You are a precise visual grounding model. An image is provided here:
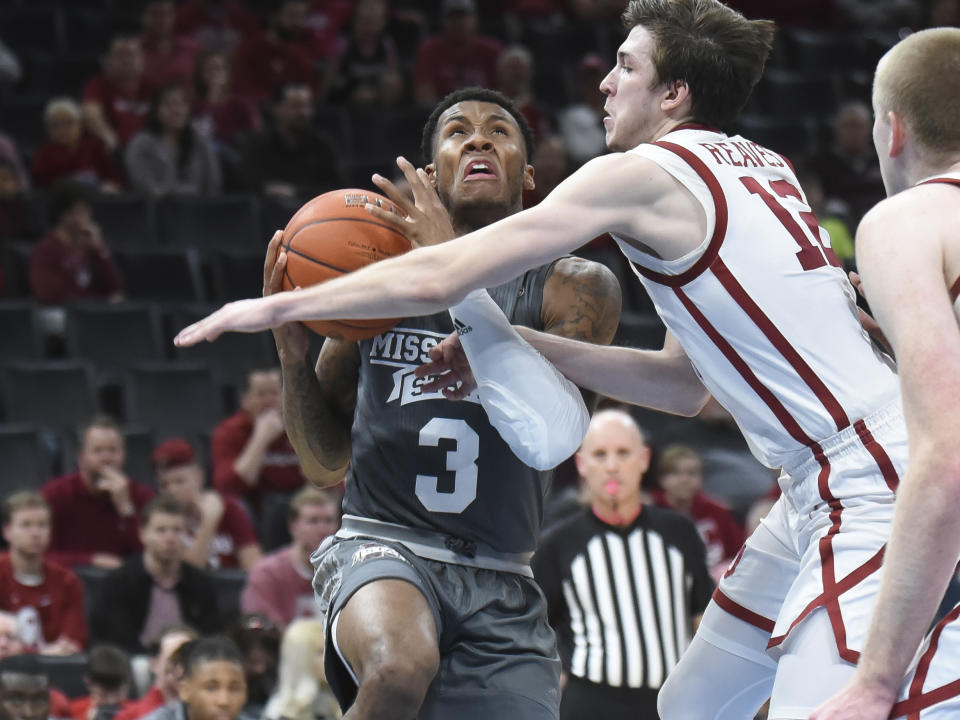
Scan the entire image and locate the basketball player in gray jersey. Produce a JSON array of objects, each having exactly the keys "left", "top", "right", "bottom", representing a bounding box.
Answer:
[{"left": 262, "top": 88, "right": 621, "bottom": 720}]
